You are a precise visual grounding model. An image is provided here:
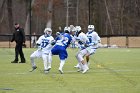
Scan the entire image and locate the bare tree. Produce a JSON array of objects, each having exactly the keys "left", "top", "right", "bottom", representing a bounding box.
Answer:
[
  {"left": 7, "top": 0, "right": 14, "bottom": 33},
  {"left": 0, "top": 0, "right": 6, "bottom": 32},
  {"left": 24, "top": 0, "right": 35, "bottom": 35}
]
